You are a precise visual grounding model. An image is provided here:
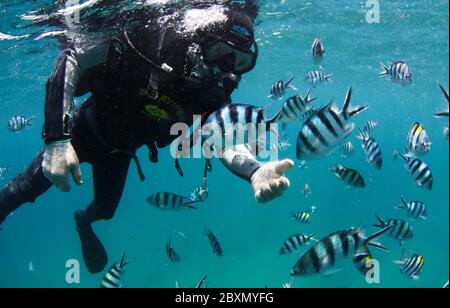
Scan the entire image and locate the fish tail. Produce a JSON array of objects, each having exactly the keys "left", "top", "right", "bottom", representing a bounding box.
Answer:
[
  {"left": 356, "top": 127, "right": 367, "bottom": 141},
  {"left": 329, "top": 164, "right": 338, "bottom": 173},
  {"left": 324, "top": 74, "right": 333, "bottom": 81},
  {"left": 305, "top": 88, "right": 317, "bottom": 104},
  {"left": 285, "top": 75, "right": 295, "bottom": 87},
  {"left": 342, "top": 87, "right": 368, "bottom": 119},
  {"left": 364, "top": 225, "right": 392, "bottom": 252},
  {"left": 119, "top": 252, "right": 130, "bottom": 268},
  {"left": 307, "top": 232, "right": 318, "bottom": 242},
  {"left": 379, "top": 62, "right": 389, "bottom": 76},
  {"left": 439, "top": 84, "right": 449, "bottom": 103},
  {"left": 373, "top": 214, "right": 386, "bottom": 228},
  {"left": 25, "top": 116, "right": 35, "bottom": 124}
]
